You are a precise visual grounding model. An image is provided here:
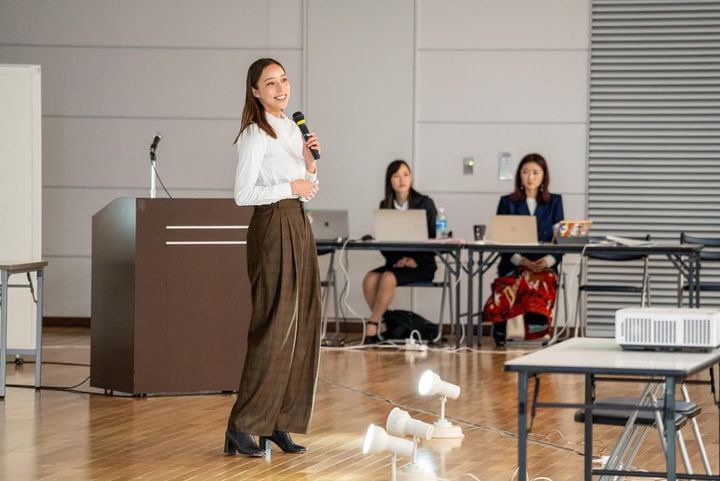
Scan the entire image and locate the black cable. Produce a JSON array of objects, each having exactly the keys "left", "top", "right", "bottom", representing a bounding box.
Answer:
[
  {"left": 7, "top": 360, "right": 90, "bottom": 367},
  {"left": 6, "top": 375, "right": 90, "bottom": 391},
  {"left": 152, "top": 162, "right": 173, "bottom": 199}
]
